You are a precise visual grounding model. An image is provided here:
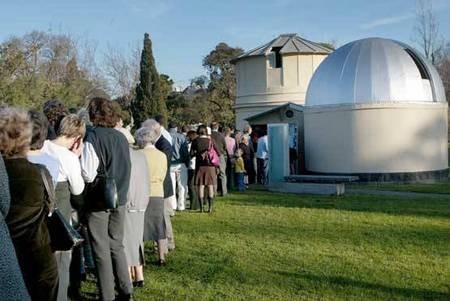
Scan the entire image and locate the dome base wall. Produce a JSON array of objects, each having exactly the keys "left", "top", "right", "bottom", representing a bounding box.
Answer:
[{"left": 304, "top": 103, "right": 448, "bottom": 176}]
